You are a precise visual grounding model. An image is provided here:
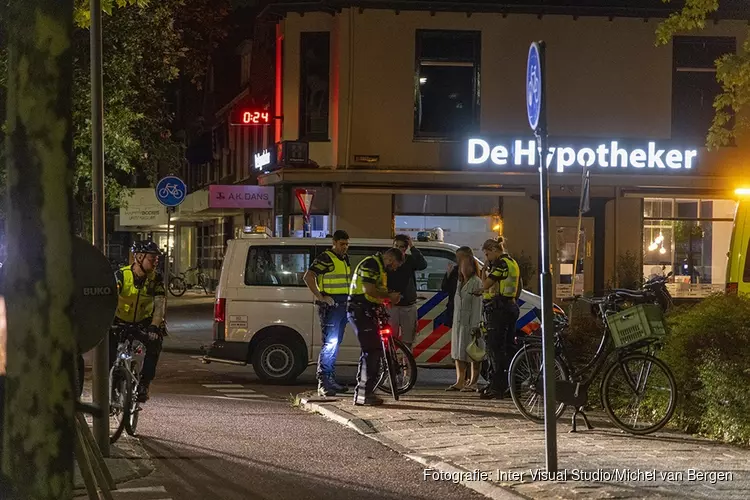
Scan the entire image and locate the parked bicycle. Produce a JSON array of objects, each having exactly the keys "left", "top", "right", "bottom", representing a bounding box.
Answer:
[
  {"left": 108, "top": 325, "right": 147, "bottom": 443},
  {"left": 168, "top": 266, "right": 210, "bottom": 297},
  {"left": 374, "top": 305, "right": 417, "bottom": 399},
  {"left": 508, "top": 274, "right": 677, "bottom": 435}
]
